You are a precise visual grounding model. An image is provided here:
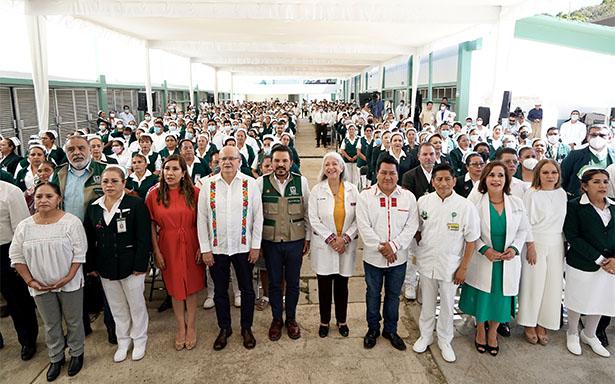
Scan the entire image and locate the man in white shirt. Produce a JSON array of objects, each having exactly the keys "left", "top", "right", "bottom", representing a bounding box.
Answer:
[
  {"left": 257, "top": 144, "right": 310, "bottom": 342},
  {"left": 559, "top": 110, "right": 587, "bottom": 149},
  {"left": 0, "top": 180, "right": 39, "bottom": 360},
  {"left": 312, "top": 107, "right": 329, "bottom": 148},
  {"left": 198, "top": 146, "right": 263, "bottom": 351},
  {"left": 118, "top": 105, "right": 136, "bottom": 126},
  {"left": 412, "top": 164, "right": 480, "bottom": 363},
  {"left": 357, "top": 154, "right": 419, "bottom": 351},
  {"left": 395, "top": 100, "right": 410, "bottom": 120}
]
